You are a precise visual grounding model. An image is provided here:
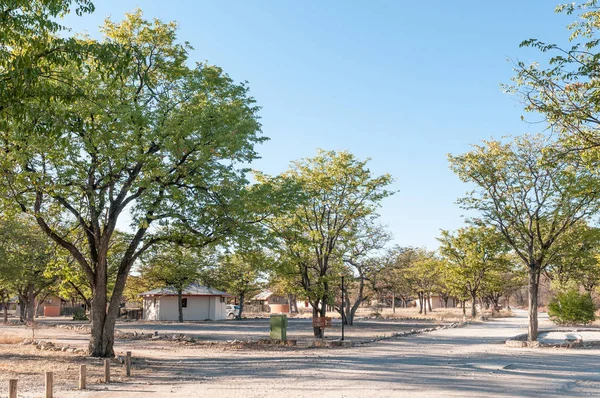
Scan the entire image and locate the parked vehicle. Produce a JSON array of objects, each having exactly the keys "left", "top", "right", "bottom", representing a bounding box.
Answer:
[{"left": 226, "top": 304, "right": 240, "bottom": 319}]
